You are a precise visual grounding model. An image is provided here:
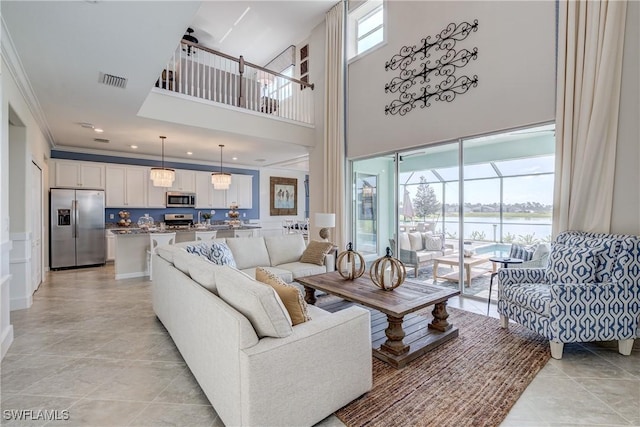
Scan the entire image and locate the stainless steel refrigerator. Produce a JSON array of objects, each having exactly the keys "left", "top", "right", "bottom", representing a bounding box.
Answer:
[{"left": 50, "top": 188, "right": 106, "bottom": 269}]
